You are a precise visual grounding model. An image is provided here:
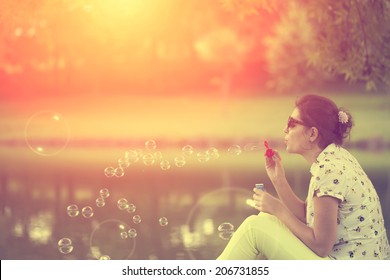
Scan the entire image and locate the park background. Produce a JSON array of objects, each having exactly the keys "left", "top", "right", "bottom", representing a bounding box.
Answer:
[{"left": 0, "top": 0, "right": 389, "bottom": 260}]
